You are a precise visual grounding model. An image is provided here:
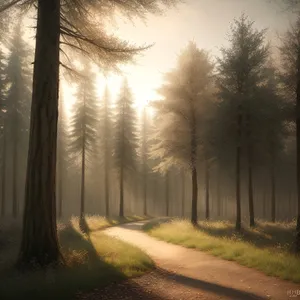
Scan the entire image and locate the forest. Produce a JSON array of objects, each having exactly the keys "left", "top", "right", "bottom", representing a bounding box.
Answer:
[{"left": 0, "top": 0, "right": 300, "bottom": 299}]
